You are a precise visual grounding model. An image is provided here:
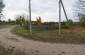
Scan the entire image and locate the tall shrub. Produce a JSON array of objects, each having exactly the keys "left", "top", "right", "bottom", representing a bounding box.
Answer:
[
  {"left": 36, "top": 17, "right": 42, "bottom": 28},
  {"left": 80, "top": 16, "right": 85, "bottom": 27},
  {"left": 24, "top": 20, "right": 29, "bottom": 29},
  {"left": 66, "top": 19, "right": 73, "bottom": 28}
]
